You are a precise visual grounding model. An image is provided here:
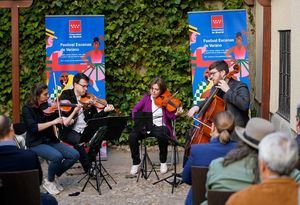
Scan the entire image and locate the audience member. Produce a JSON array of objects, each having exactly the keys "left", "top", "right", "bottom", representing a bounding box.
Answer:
[
  {"left": 183, "top": 111, "right": 237, "bottom": 205},
  {"left": 226, "top": 132, "right": 299, "bottom": 205},
  {"left": 201, "top": 117, "right": 275, "bottom": 205},
  {"left": 0, "top": 115, "right": 57, "bottom": 205}
]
